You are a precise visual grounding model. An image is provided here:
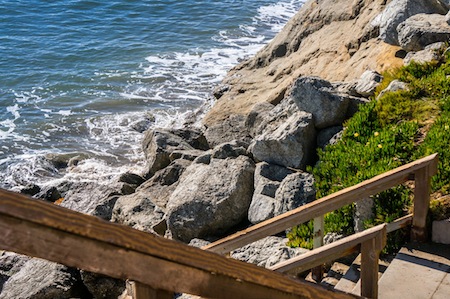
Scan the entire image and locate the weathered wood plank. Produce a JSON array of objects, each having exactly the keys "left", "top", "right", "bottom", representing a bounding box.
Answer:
[
  {"left": 0, "top": 192, "right": 358, "bottom": 299},
  {"left": 127, "top": 281, "right": 173, "bottom": 299},
  {"left": 411, "top": 167, "right": 432, "bottom": 242},
  {"left": 269, "top": 224, "right": 387, "bottom": 276},
  {"left": 203, "top": 154, "right": 438, "bottom": 254},
  {"left": 360, "top": 228, "right": 385, "bottom": 299},
  {"left": 386, "top": 214, "right": 413, "bottom": 233},
  {"left": 312, "top": 216, "right": 325, "bottom": 282}
]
